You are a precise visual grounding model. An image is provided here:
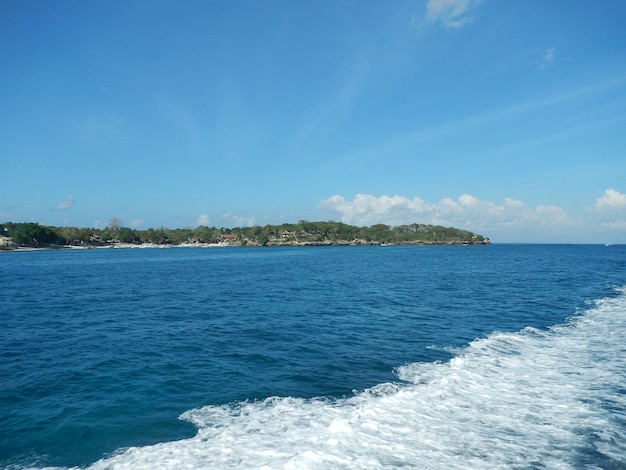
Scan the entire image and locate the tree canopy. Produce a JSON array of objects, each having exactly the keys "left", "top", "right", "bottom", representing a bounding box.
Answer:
[{"left": 0, "top": 220, "right": 490, "bottom": 249}]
